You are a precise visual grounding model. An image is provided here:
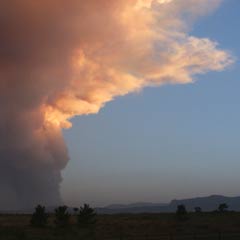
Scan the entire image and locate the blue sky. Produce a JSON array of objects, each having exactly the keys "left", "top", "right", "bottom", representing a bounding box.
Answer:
[{"left": 62, "top": 0, "right": 240, "bottom": 207}]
